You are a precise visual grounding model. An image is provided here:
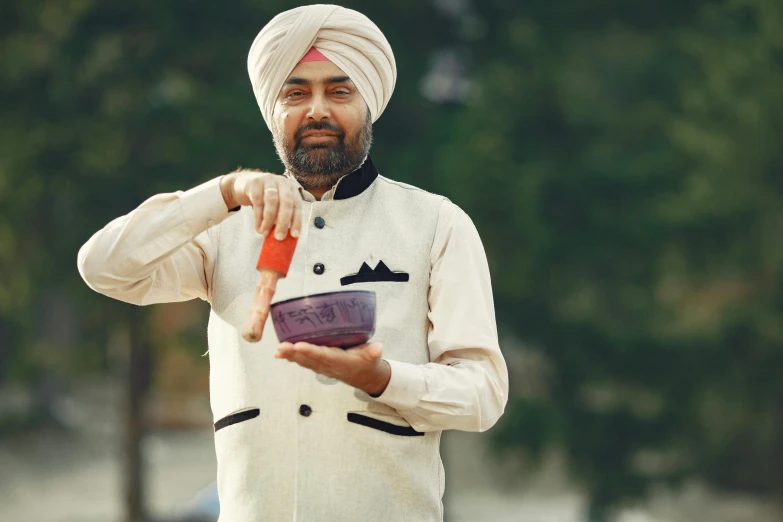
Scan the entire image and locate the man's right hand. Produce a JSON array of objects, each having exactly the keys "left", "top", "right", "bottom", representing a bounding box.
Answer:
[{"left": 220, "top": 170, "right": 303, "bottom": 240}]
